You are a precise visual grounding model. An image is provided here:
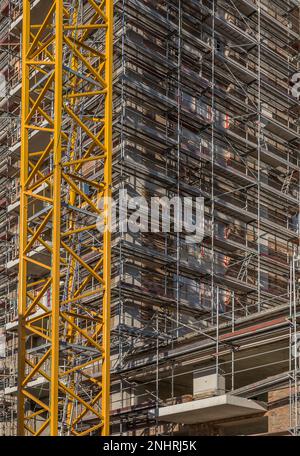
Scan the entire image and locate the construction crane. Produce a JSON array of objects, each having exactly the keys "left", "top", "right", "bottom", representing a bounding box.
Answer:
[{"left": 17, "top": 0, "right": 113, "bottom": 436}]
